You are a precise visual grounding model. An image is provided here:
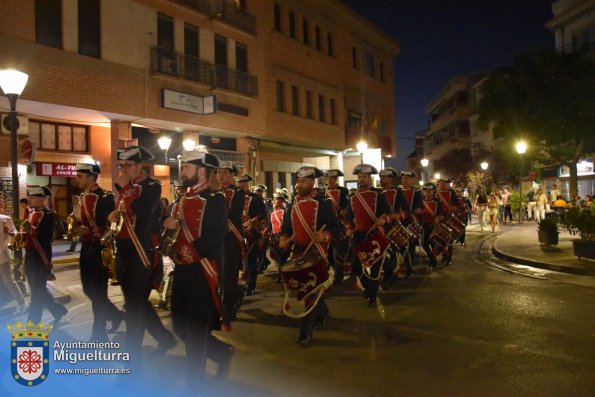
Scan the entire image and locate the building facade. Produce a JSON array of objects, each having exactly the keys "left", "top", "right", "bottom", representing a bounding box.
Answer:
[
  {"left": 0, "top": 0, "right": 399, "bottom": 217},
  {"left": 546, "top": 0, "right": 595, "bottom": 54}
]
